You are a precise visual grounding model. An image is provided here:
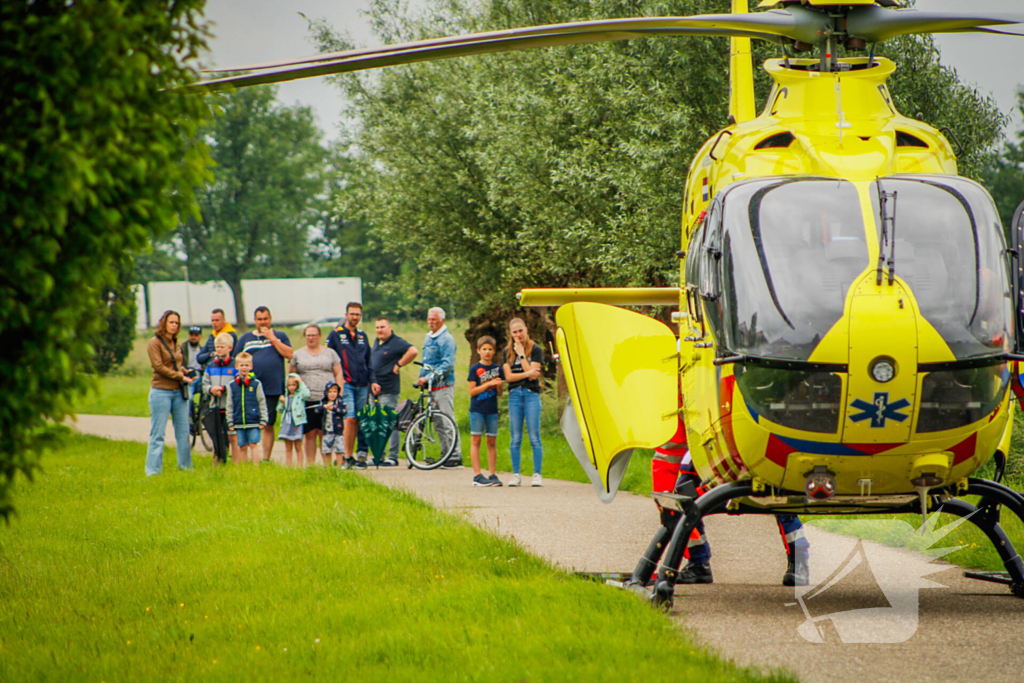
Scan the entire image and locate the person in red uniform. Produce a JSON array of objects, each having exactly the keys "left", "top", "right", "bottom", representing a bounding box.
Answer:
[{"left": 652, "top": 415, "right": 810, "bottom": 586}]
